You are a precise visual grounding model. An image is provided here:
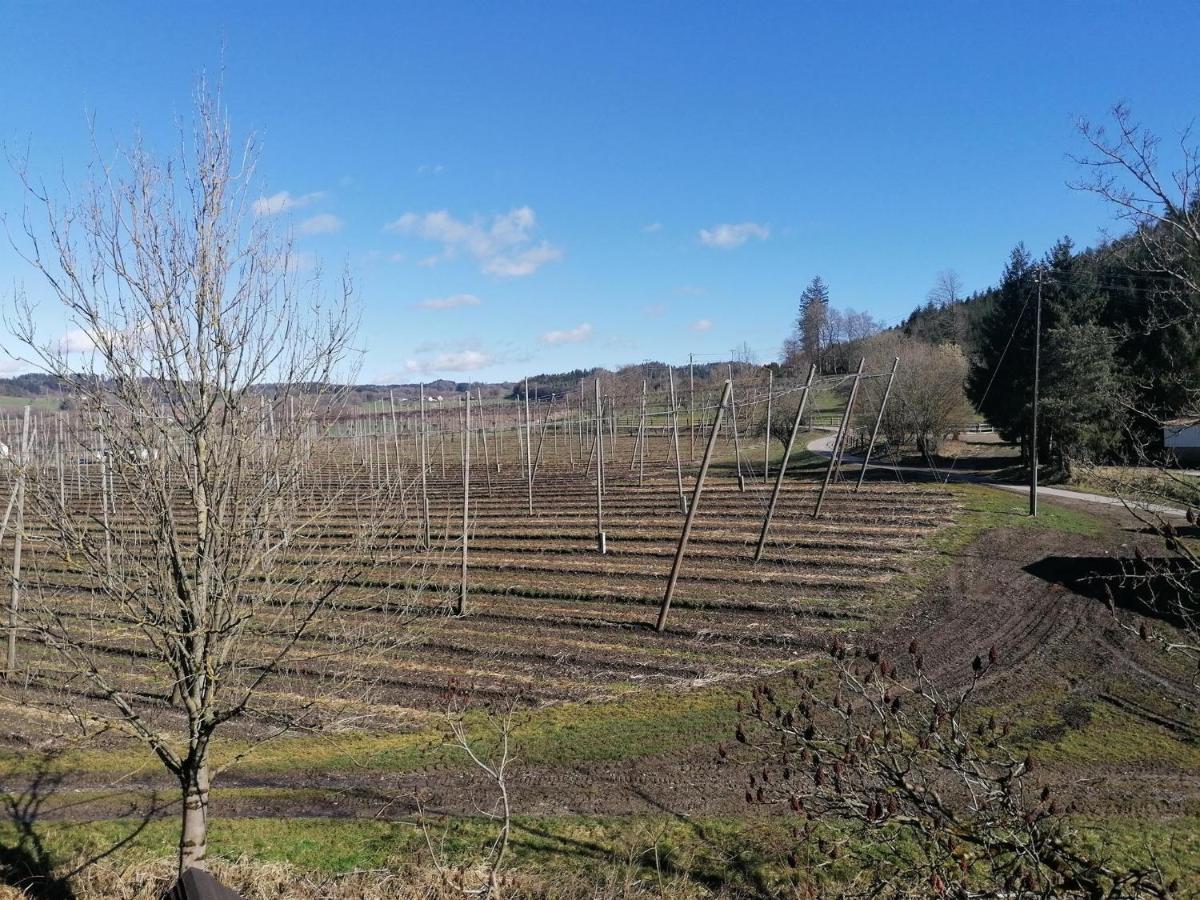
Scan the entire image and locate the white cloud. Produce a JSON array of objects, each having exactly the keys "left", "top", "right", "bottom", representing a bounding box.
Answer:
[
  {"left": 403, "top": 350, "right": 494, "bottom": 374},
  {"left": 698, "top": 221, "right": 770, "bottom": 249},
  {"left": 385, "top": 206, "right": 562, "bottom": 278},
  {"left": 642, "top": 303, "right": 667, "bottom": 318},
  {"left": 417, "top": 164, "right": 446, "bottom": 176},
  {"left": 539, "top": 322, "right": 594, "bottom": 345},
  {"left": 297, "top": 213, "right": 344, "bottom": 236},
  {"left": 59, "top": 328, "right": 97, "bottom": 353},
  {"left": 0, "top": 357, "right": 28, "bottom": 377},
  {"left": 416, "top": 293, "right": 482, "bottom": 310},
  {"left": 690, "top": 319, "right": 714, "bottom": 332},
  {"left": 642, "top": 221, "right": 663, "bottom": 233},
  {"left": 253, "top": 190, "right": 326, "bottom": 217}
]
